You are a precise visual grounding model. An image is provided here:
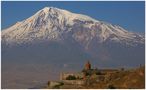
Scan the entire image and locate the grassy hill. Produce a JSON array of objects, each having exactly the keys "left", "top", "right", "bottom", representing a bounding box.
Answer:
[
  {"left": 86, "top": 66, "right": 145, "bottom": 89},
  {"left": 46, "top": 66, "right": 145, "bottom": 89}
]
